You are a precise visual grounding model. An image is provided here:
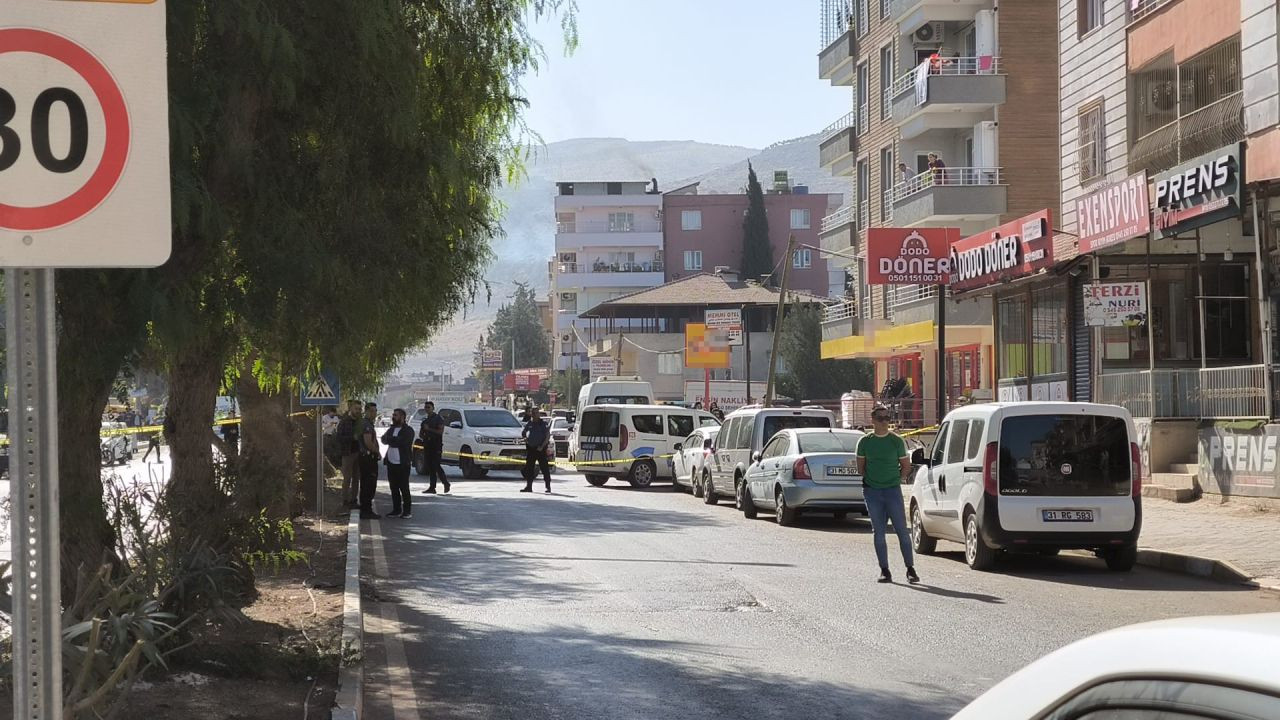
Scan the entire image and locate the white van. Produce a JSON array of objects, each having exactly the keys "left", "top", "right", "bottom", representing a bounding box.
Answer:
[
  {"left": 569, "top": 377, "right": 655, "bottom": 459},
  {"left": 908, "top": 402, "right": 1141, "bottom": 571},
  {"left": 704, "top": 405, "right": 837, "bottom": 505},
  {"left": 574, "top": 404, "right": 719, "bottom": 488}
]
